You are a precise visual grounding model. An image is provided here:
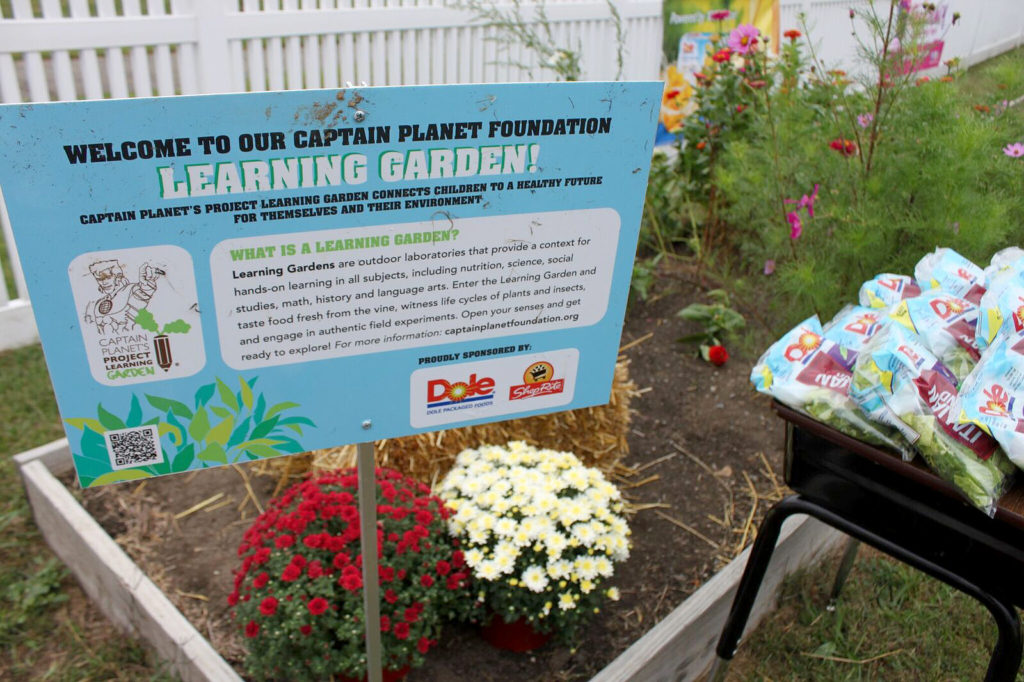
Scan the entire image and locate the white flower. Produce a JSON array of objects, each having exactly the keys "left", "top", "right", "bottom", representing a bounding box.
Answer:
[
  {"left": 522, "top": 566, "right": 550, "bottom": 592},
  {"left": 495, "top": 518, "right": 517, "bottom": 537},
  {"left": 477, "top": 561, "right": 501, "bottom": 581},
  {"left": 464, "top": 548, "right": 485, "bottom": 568},
  {"left": 546, "top": 559, "right": 573, "bottom": 580},
  {"left": 606, "top": 586, "right": 620, "bottom": 601},
  {"left": 557, "top": 593, "right": 576, "bottom": 610},
  {"left": 594, "top": 556, "right": 614, "bottom": 578},
  {"left": 574, "top": 556, "right": 599, "bottom": 581}
]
